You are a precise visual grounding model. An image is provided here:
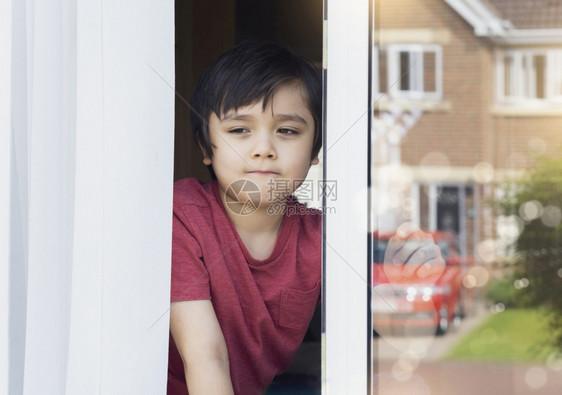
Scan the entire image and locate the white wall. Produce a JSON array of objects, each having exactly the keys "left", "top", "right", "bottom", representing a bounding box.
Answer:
[{"left": 4, "top": 1, "right": 175, "bottom": 393}]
